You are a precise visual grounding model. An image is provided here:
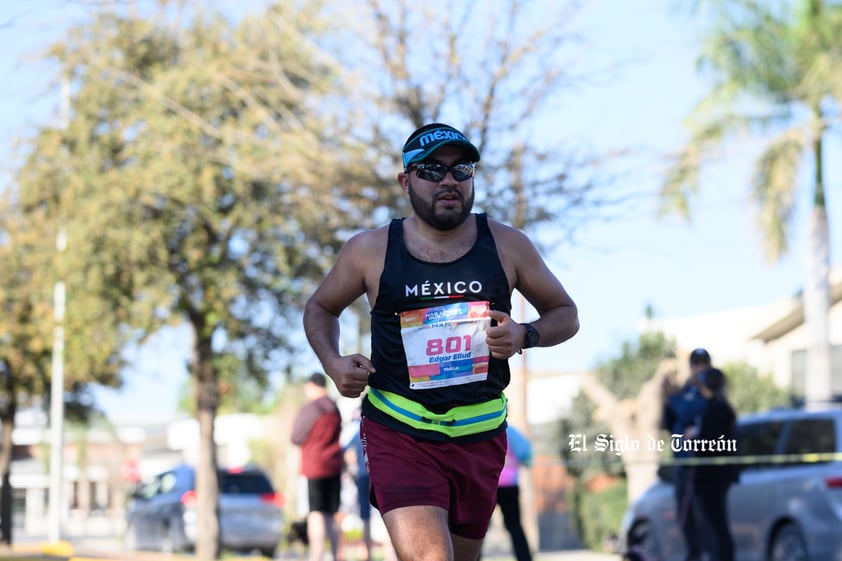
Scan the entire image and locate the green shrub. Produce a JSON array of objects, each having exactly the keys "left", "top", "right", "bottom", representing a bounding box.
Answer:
[{"left": 571, "top": 478, "right": 628, "bottom": 551}]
